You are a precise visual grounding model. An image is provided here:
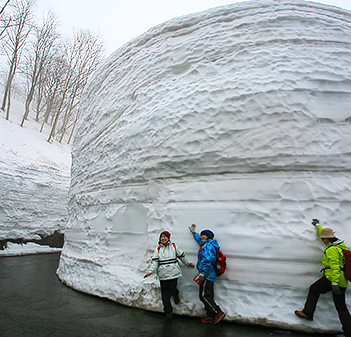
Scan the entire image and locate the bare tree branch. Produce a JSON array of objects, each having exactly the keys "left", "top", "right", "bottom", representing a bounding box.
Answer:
[
  {"left": 1, "top": 0, "right": 36, "bottom": 120},
  {"left": 48, "top": 29, "right": 104, "bottom": 143},
  {"left": 21, "top": 10, "right": 59, "bottom": 127}
]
